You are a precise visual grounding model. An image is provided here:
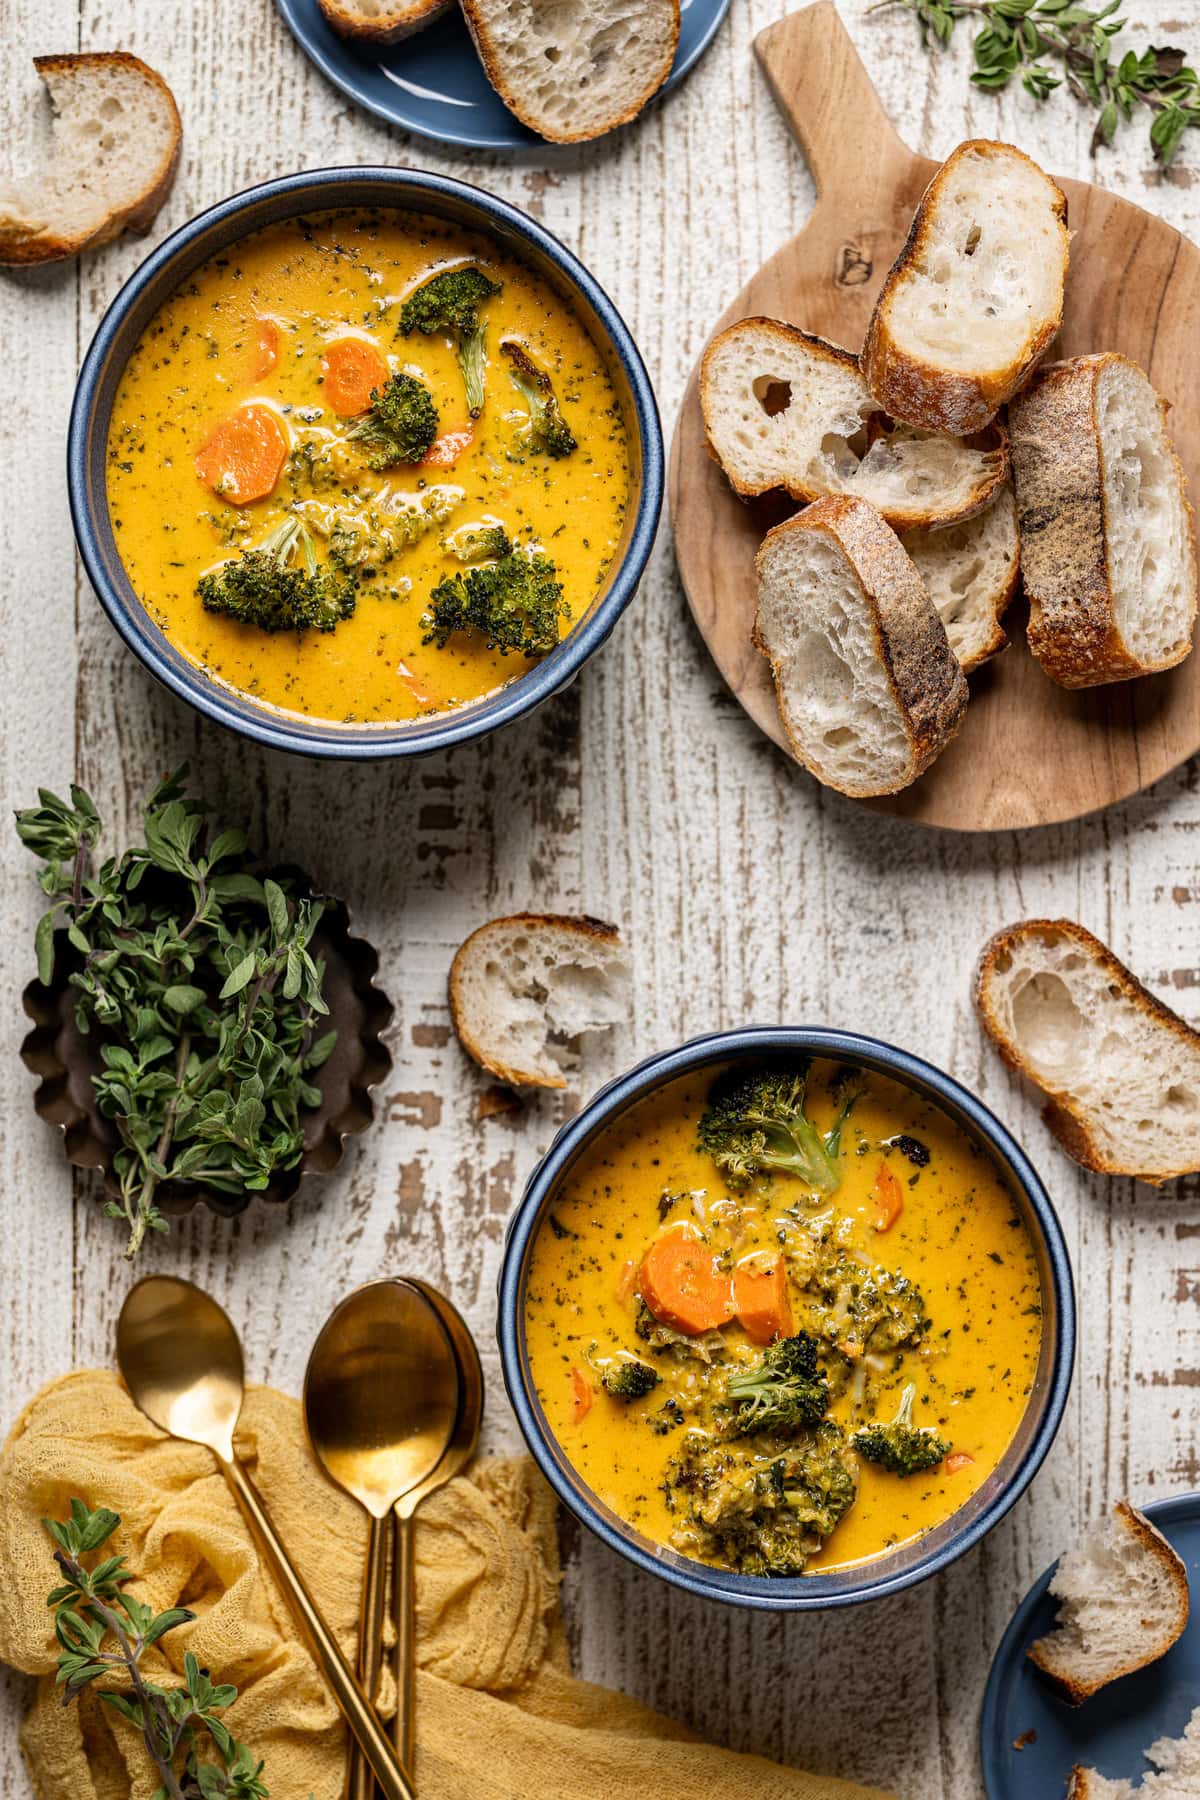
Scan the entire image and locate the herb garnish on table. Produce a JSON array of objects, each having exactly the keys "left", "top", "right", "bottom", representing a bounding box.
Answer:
[{"left": 16, "top": 768, "right": 335, "bottom": 1257}]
